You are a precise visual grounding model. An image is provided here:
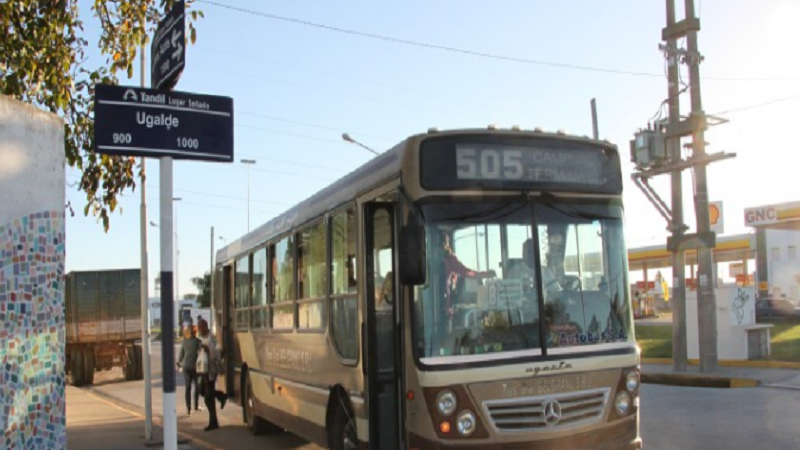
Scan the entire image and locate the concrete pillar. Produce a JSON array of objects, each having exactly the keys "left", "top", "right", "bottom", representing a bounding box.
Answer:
[{"left": 0, "top": 95, "right": 66, "bottom": 448}]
